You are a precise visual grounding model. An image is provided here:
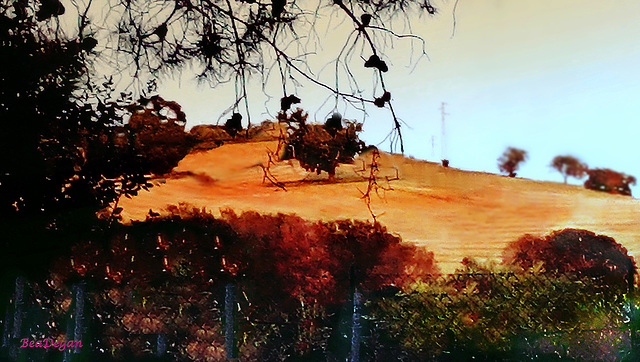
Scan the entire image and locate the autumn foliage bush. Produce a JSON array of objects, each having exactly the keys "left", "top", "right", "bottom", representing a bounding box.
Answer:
[
  {"left": 584, "top": 168, "right": 636, "bottom": 196},
  {"left": 40, "top": 205, "right": 438, "bottom": 359},
  {"left": 503, "top": 228, "right": 636, "bottom": 288}
]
